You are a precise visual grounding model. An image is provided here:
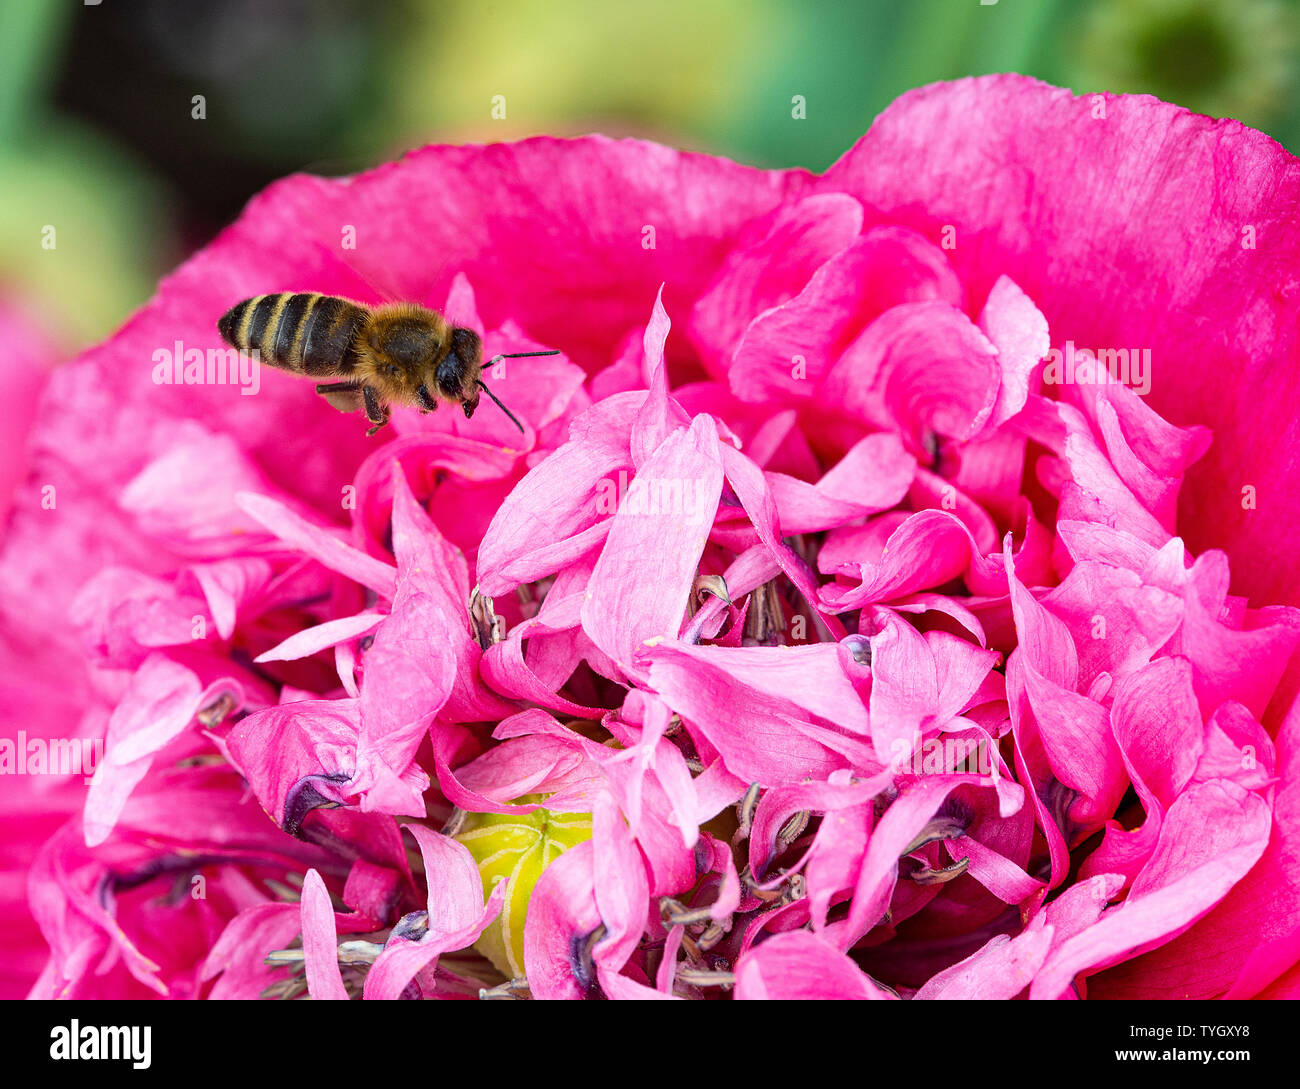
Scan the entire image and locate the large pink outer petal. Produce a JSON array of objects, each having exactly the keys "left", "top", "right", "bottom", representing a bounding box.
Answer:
[{"left": 817, "top": 74, "right": 1300, "bottom": 609}]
